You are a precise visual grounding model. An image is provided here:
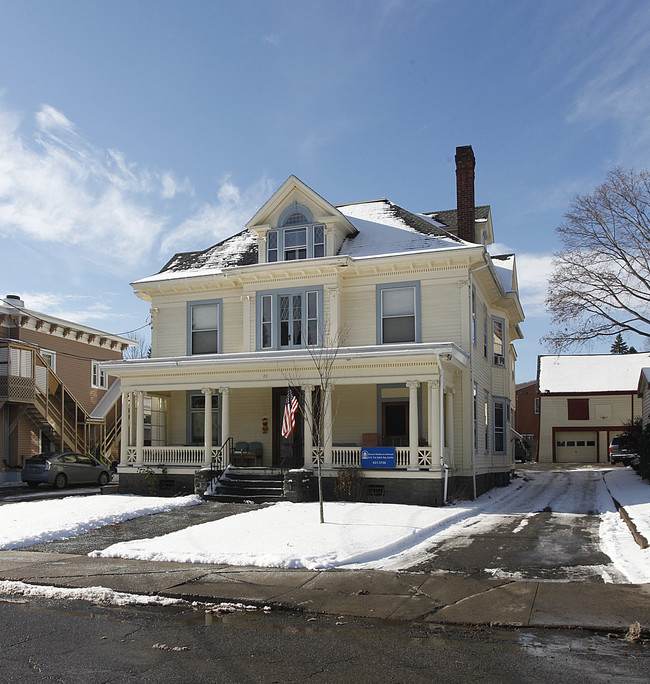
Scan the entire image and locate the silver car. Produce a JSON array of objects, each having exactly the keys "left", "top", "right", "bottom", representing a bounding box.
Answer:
[{"left": 21, "top": 452, "right": 111, "bottom": 489}]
